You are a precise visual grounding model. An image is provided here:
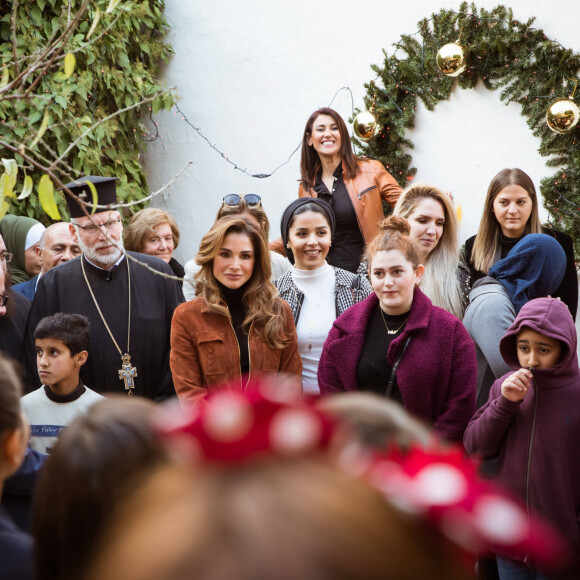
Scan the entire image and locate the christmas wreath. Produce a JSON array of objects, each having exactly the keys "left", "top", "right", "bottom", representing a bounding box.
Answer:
[{"left": 356, "top": 2, "right": 580, "bottom": 260}]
